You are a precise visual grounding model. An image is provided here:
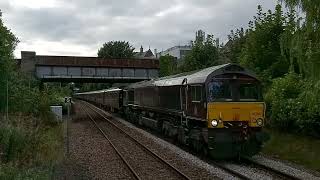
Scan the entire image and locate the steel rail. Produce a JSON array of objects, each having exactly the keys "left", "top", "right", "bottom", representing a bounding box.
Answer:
[
  {"left": 209, "top": 161, "right": 252, "bottom": 180},
  {"left": 241, "top": 156, "right": 302, "bottom": 180},
  {"left": 79, "top": 103, "right": 141, "bottom": 180},
  {"left": 81, "top": 101, "right": 191, "bottom": 180}
]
